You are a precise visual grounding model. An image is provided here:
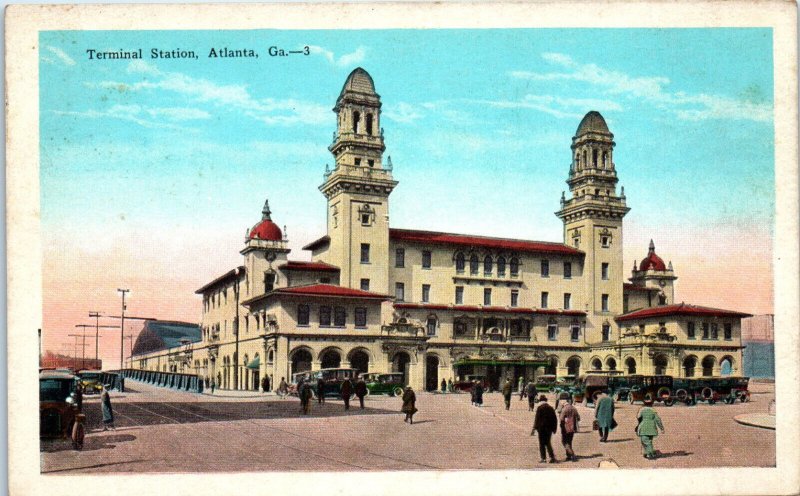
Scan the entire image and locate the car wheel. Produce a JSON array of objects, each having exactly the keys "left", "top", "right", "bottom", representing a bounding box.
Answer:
[
  {"left": 664, "top": 398, "right": 674, "bottom": 407},
  {"left": 393, "top": 387, "right": 404, "bottom": 397}
]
